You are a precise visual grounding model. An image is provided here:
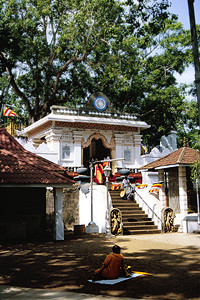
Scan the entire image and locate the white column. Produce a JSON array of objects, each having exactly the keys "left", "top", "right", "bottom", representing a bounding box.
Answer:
[
  {"left": 46, "top": 128, "right": 62, "bottom": 153},
  {"left": 73, "top": 131, "right": 83, "bottom": 168},
  {"left": 53, "top": 188, "right": 64, "bottom": 241},
  {"left": 178, "top": 166, "right": 188, "bottom": 232},
  {"left": 179, "top": 166, "right": 188, "bottom": 214},
  {"left": 158, "top": 169, "right": 167, "bottom": 210},
  {"left": 114, "top": 134, "right": 124, "bottom": 168},
  {"left": 133, "top": 134, "right": 143, "bottom": 168}
]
